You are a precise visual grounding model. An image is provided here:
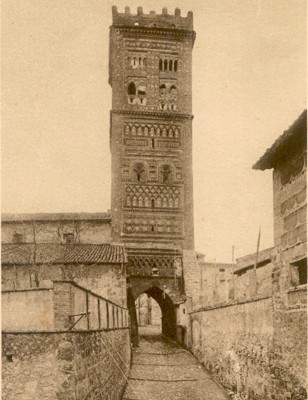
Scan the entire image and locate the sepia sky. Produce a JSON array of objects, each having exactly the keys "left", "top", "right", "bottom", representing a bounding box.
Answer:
[{"left": 2, "top": 0, "right": 306, "bottom": 262}]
